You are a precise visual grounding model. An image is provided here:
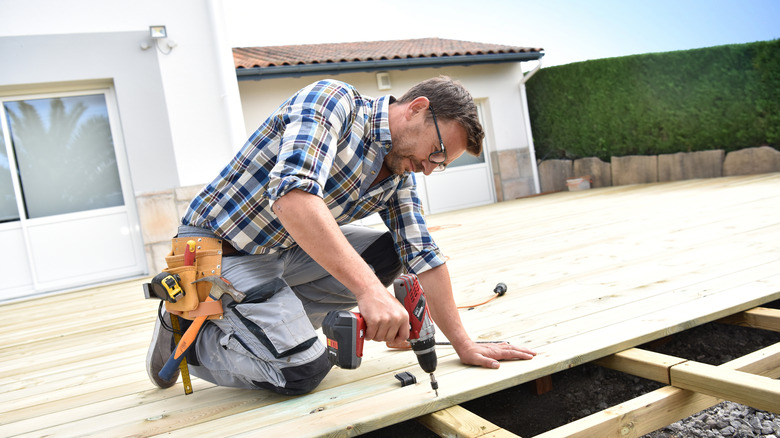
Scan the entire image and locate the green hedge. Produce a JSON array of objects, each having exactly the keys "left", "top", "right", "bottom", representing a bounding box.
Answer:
[{"left": 526, "top": 40, "right": 780, "bottom": 161}]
